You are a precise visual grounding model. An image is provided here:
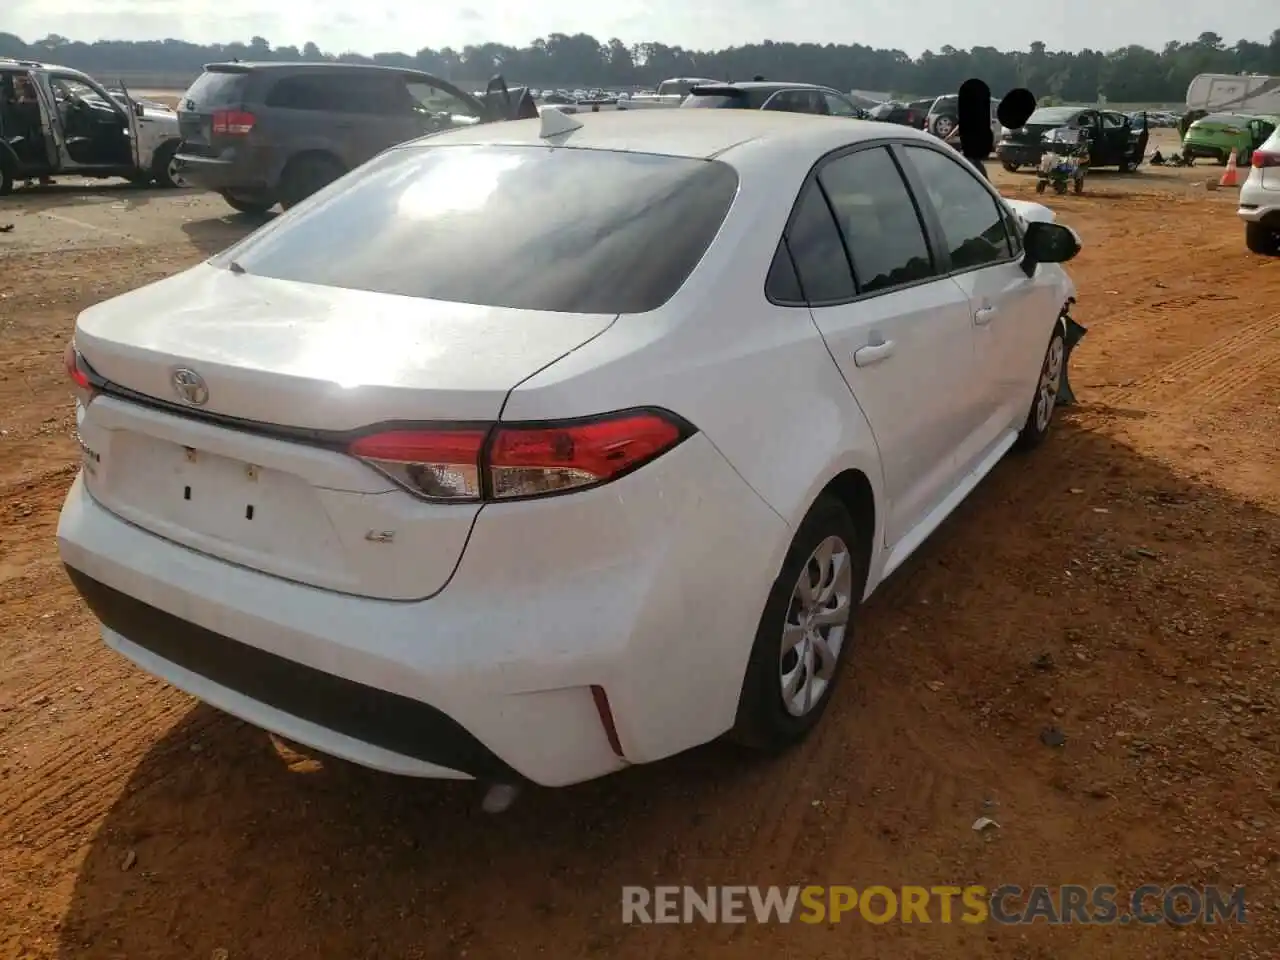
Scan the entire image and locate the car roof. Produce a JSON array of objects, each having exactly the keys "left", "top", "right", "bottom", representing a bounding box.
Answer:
[
  {"left": 0, "top": 58, "right": 83, "bottom": 77},
  {"left": 202, "top": 61, "right": 432, "bottom": 76},
  {"left": 694, "top": 81, "right": 836, "bottom": 92},
  {"left": 402, "top": 108, "right": 938, "bottom": 160}
]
